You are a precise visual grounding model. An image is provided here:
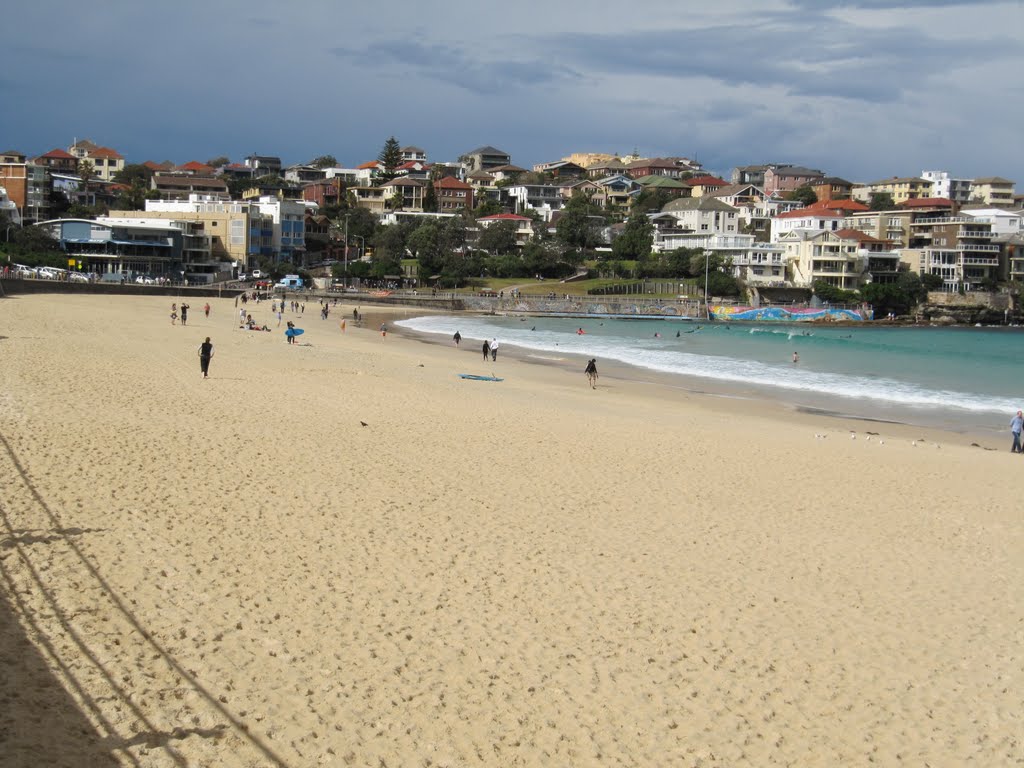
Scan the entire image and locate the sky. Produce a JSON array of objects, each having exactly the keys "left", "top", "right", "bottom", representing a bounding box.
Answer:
[{"left": 3, "top": 0, "right": 1023, "bottom": 184}]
